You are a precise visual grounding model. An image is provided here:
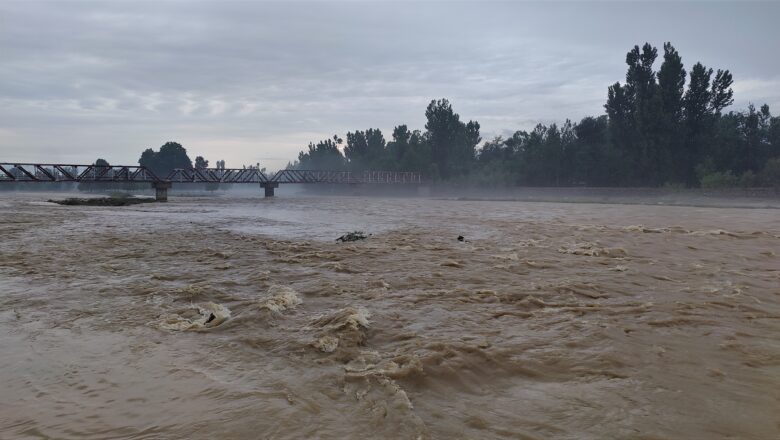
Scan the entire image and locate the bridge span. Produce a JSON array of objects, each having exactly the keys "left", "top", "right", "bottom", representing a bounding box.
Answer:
[{"left": 0, "top": 163, "right": 423, "bottom": 200}]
